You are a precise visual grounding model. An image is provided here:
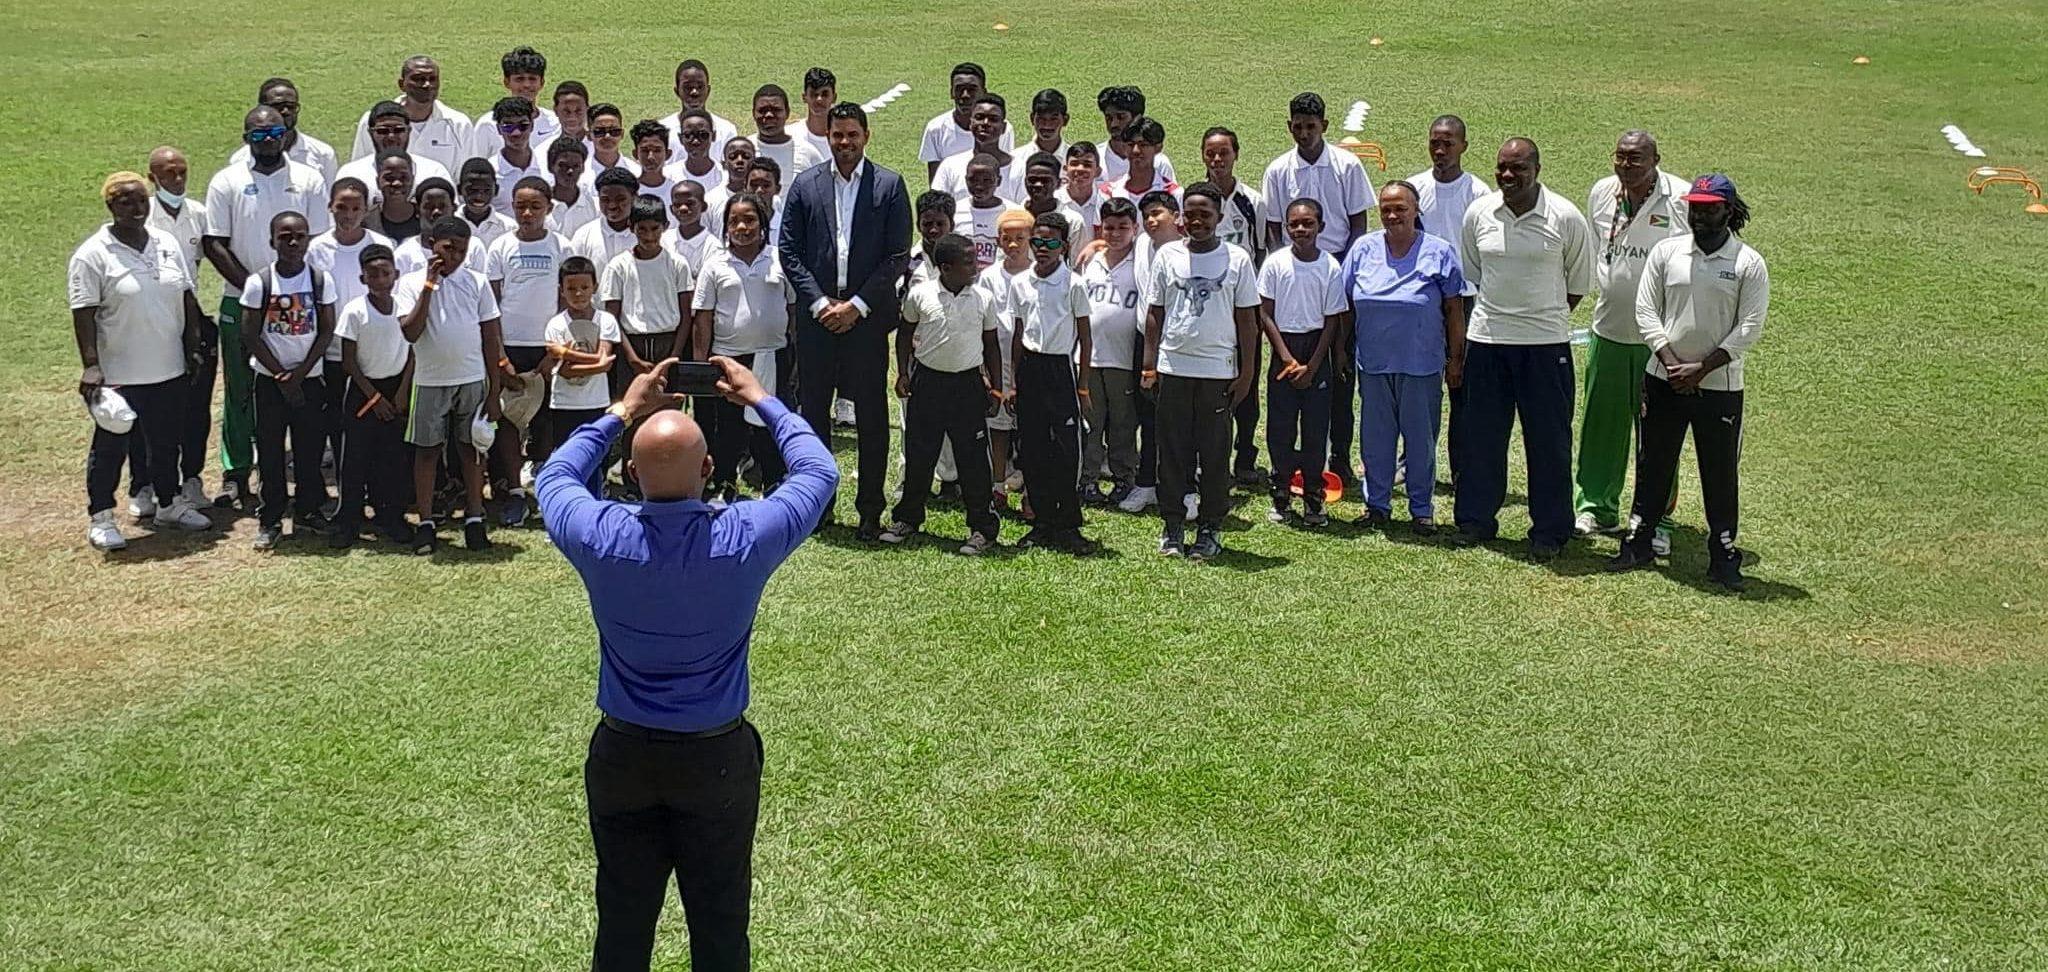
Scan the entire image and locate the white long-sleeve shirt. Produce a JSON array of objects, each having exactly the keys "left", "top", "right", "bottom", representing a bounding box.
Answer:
[{"left": 1636, "top": 233, "right": 1769, "bottom": 392}]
